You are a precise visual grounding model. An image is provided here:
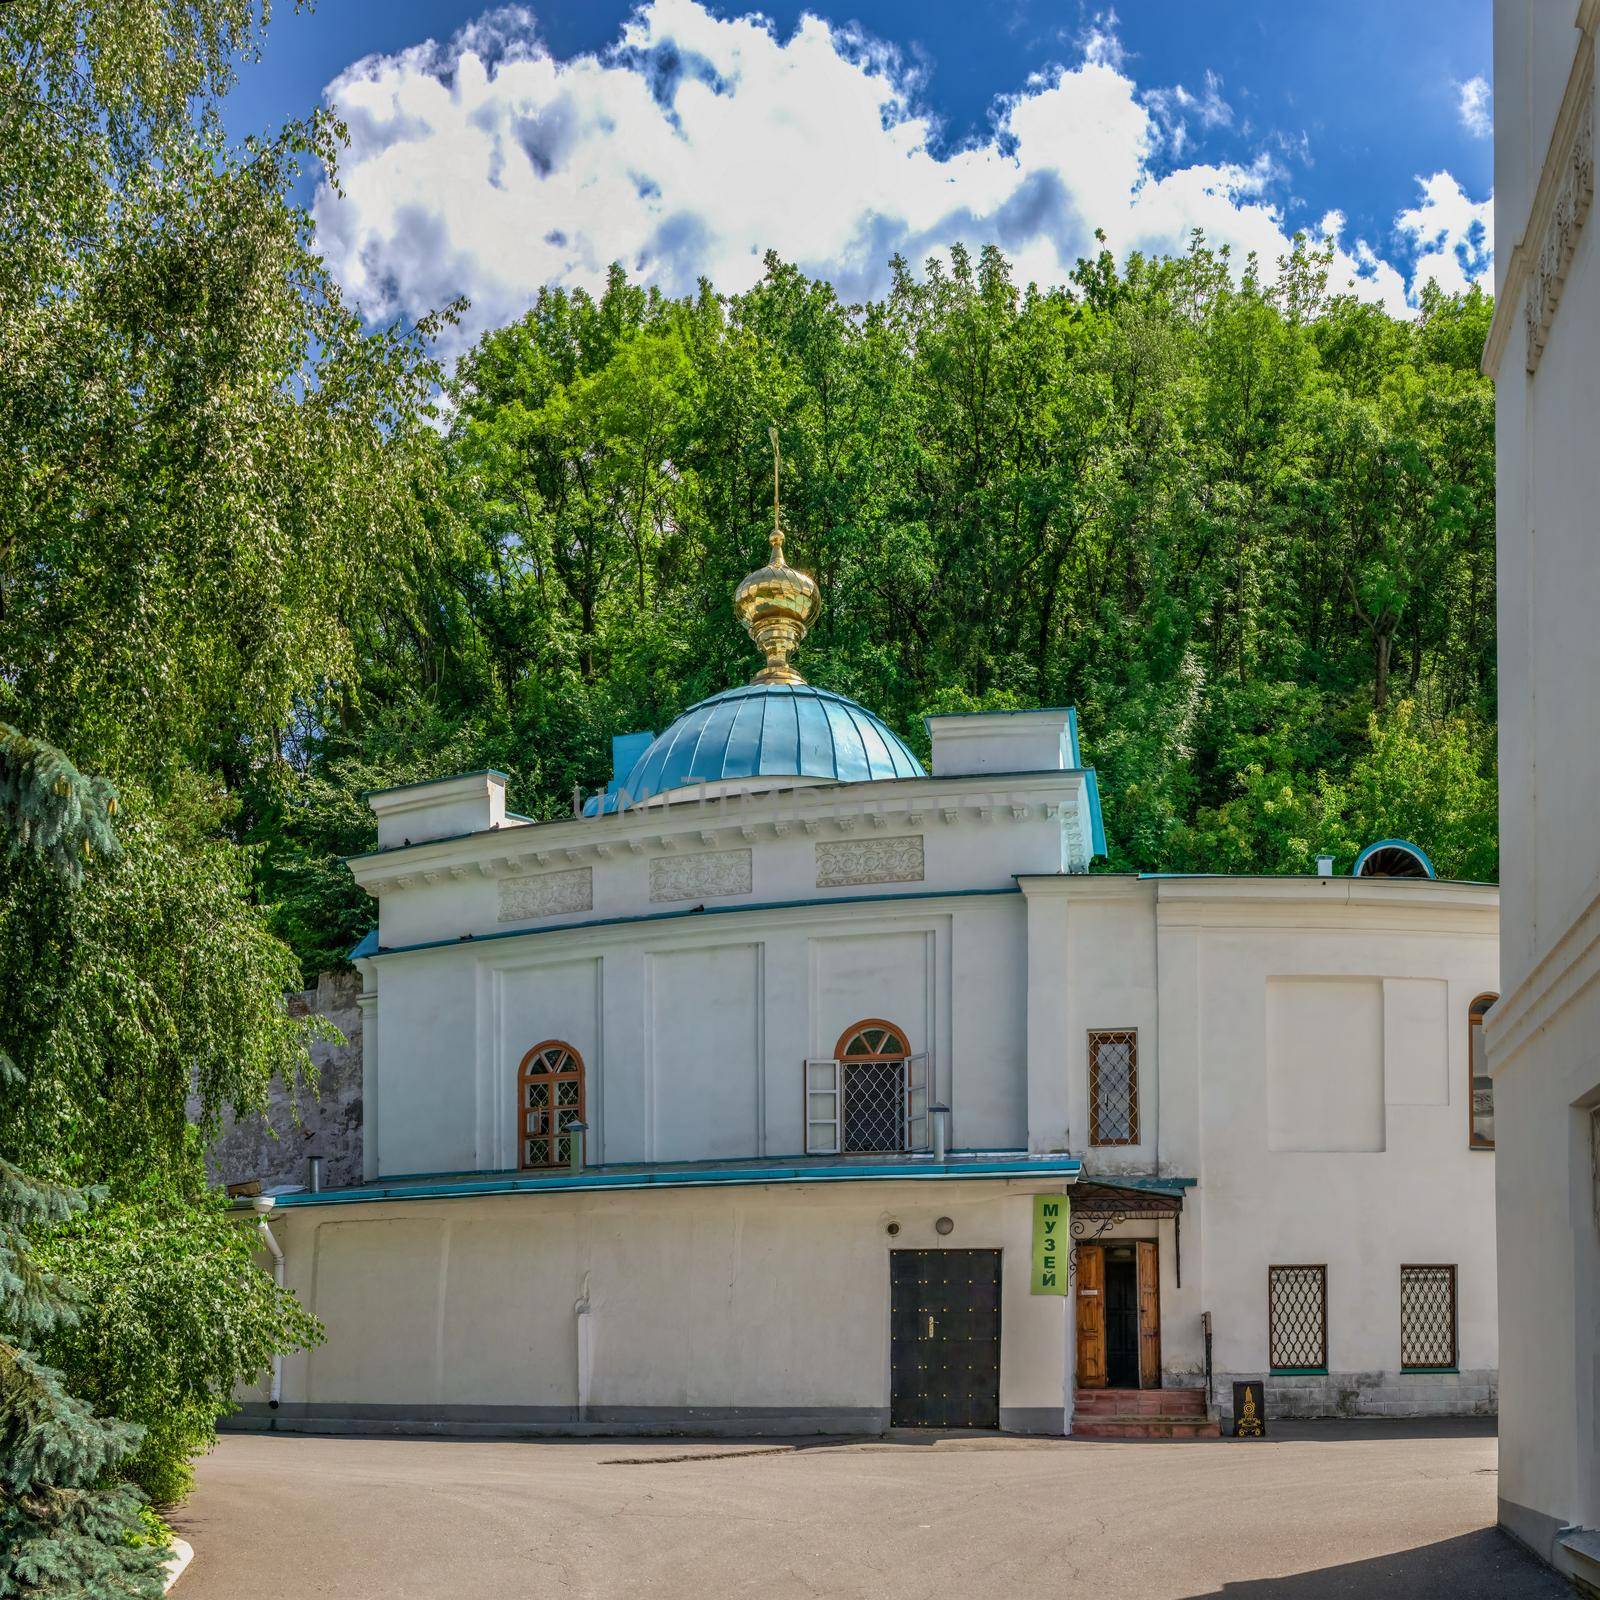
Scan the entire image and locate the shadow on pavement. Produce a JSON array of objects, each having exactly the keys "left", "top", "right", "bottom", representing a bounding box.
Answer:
[{"left": 1203, "top": 1528, "right": 1566, "bottom": 1599}]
